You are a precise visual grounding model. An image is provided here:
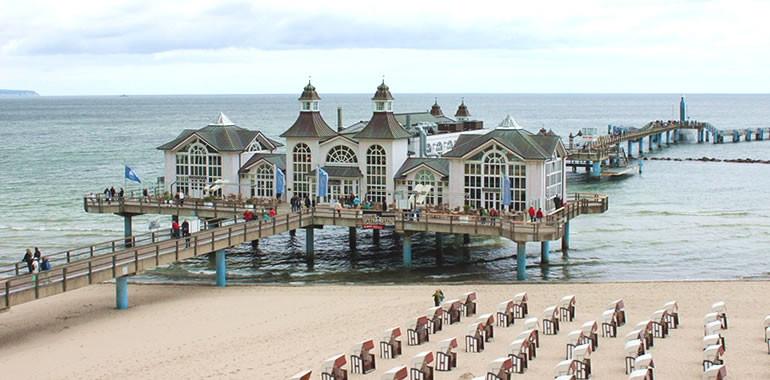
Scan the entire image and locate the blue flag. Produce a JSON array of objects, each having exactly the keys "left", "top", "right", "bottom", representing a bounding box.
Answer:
[
  {"left": 125, "top": 166, "right": 141, "bottom": 183},
  {"left": 274, "top": 165, "right": 285, "bottom": 194},
  {"left": 502, "top": 174, "right": 511, "bottom": 207},
  {"left": 317, "top": 166, "right": 328, "bottom": 198}
]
